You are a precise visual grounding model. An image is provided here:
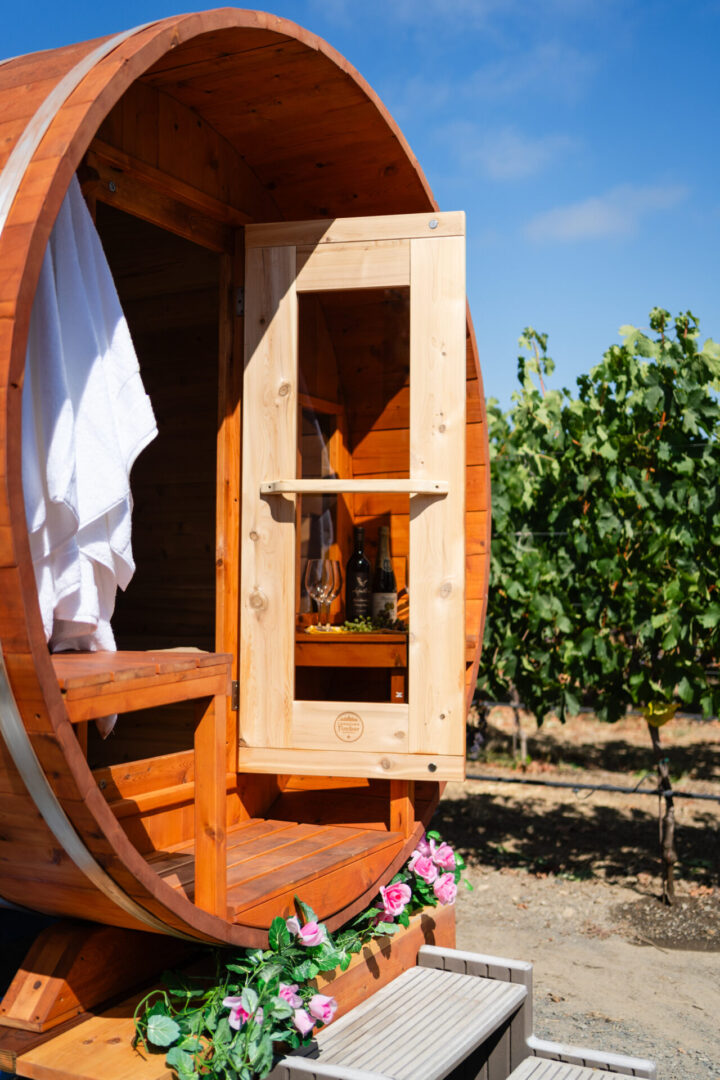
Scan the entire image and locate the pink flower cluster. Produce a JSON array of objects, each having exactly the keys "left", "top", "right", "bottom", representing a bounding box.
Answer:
[
  {"left": 292, "top": 993, "right": 337, "bottom": 1036},
  {"left": 223, "top": 984, "right": 337, "bottom": 1038},
  {"left": 409, "top": 836, "right": 458, "bottom": 906},
  {"left": 377, "top": 835, "right": 458, "bottom": 920},
  {"left": 222, "top": 996, "right": 264, "bottom": 1031}
]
